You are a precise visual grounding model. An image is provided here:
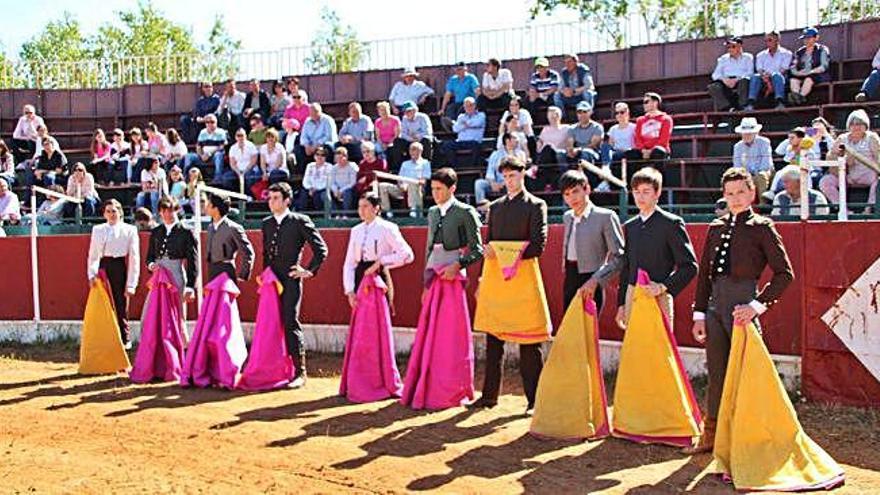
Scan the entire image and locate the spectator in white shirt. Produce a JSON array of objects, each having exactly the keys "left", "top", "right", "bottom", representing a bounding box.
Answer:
[
  {"left": 475, "top": 133, "right": 525, "bottom": 203},
  {"left": 707, "top": 36, "right": 754, "bottom": 111},
  {"left": 495, "top": 114, "right": 530, "bottom": 161},
  {"left": 136, "top": 157, "right": 168, "bottom": 214},
  {"left": 297, "top": 147, "right": 331, "bottom": 212},
  {"left": 388, "top": 67, "right": 436, "bottom": 115},
  {"left": 163, "top": 128, "right": 188, "bottom": 170},
  {"left": 217, "top": 78, "right": 246, "bottom": 132},
  {"left": 600, "top": 102, "right": 636, "bottom": 165},
  {"left": 11, "top": 104, "right": 45, "bottom": 164},
  {"left": 0, "top": 177, "right": 21, "bottom": 224},
  {"left": 500, "top": 96, "right": 535, "bottom": 156},
  {"left": 378, "top": 141, "right": 432, "bottom": 217},
  {"left": 0, "top": 141, "right": 16, "bottom": 187},
  {"left": 329, "top": 147, "right": 359, "bottom": 216},
  {"left": 745, "top": 31, "right": 792, "bottom": 111},
  {"left": 477, "top": 58, "right": 514, "bottom": 112},
  {"left": 65, "top": 162, "right": 100, "bottom": 217},
  {"left": 225, "top": 128, "right": 260, "bottom": 194},
  {"left": 261, "top": 128, "right": 289, "bottom": 185},
  {"left": 285, "top": 76, "right": 309, "bottom": 104}
]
